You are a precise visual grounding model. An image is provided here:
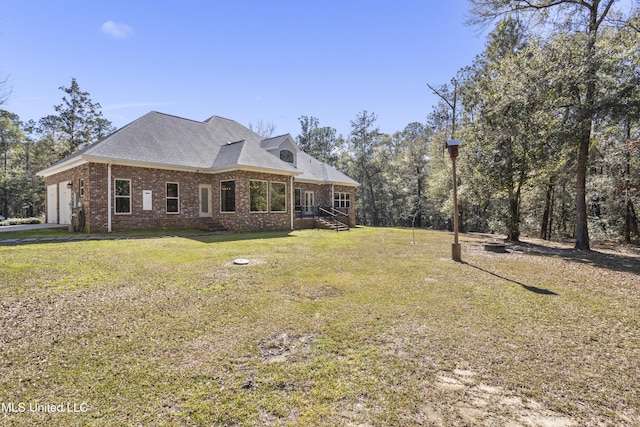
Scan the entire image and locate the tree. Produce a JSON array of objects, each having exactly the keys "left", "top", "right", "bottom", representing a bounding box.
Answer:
[
  {"left": 0, "top": 110, "right": 23, "bottom": 218},
  {"left": 248, "top": 119, "right": 277, "bottom": 138},
  {"left": 53, "top": 77, "right": 112, "bottom": 157},
  {"left": 427, "top": 78, "right": 460, "bottom": 139},
  {"left": 468, "top": 0, "right": 633, "bottom": 249},
  {"left": 296, "top": 116, "right": 340, "bottom": 165},
  {"left": 462, "top": 19, "right": 558, "bottom": 241},
  {"left": 390, "top": 123, "right": 432, "bottom": 227},
  {"left": 0, "top": 74, "right": 11, "bottom": 106},
  {"left": 345, "top": 111, "right": 388, "bottom": 226}
]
